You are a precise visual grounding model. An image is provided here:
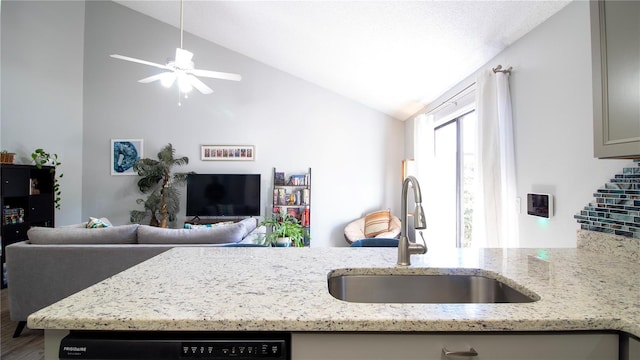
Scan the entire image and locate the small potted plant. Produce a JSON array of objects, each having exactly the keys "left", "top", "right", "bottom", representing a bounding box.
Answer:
[
  {"left": 260, "top": 209, "right": 305, "bottom": 247},
  {"left": 0, "top": 150, "right": 15, "bottom": 164}
]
